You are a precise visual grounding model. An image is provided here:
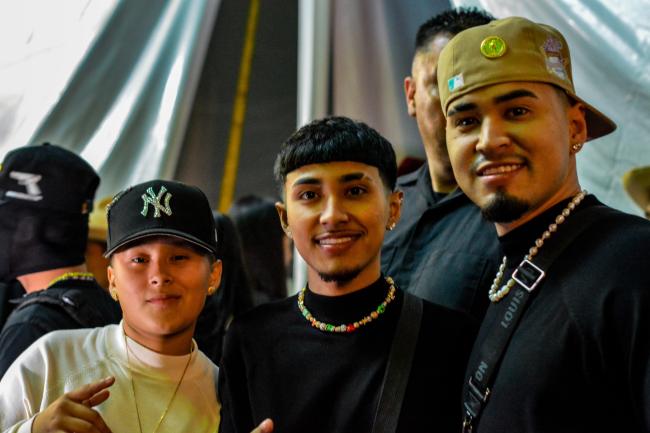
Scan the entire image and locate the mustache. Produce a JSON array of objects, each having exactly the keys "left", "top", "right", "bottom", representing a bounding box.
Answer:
[{"left": 470, "top": 154, "right": 528, "bottom": 174}]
